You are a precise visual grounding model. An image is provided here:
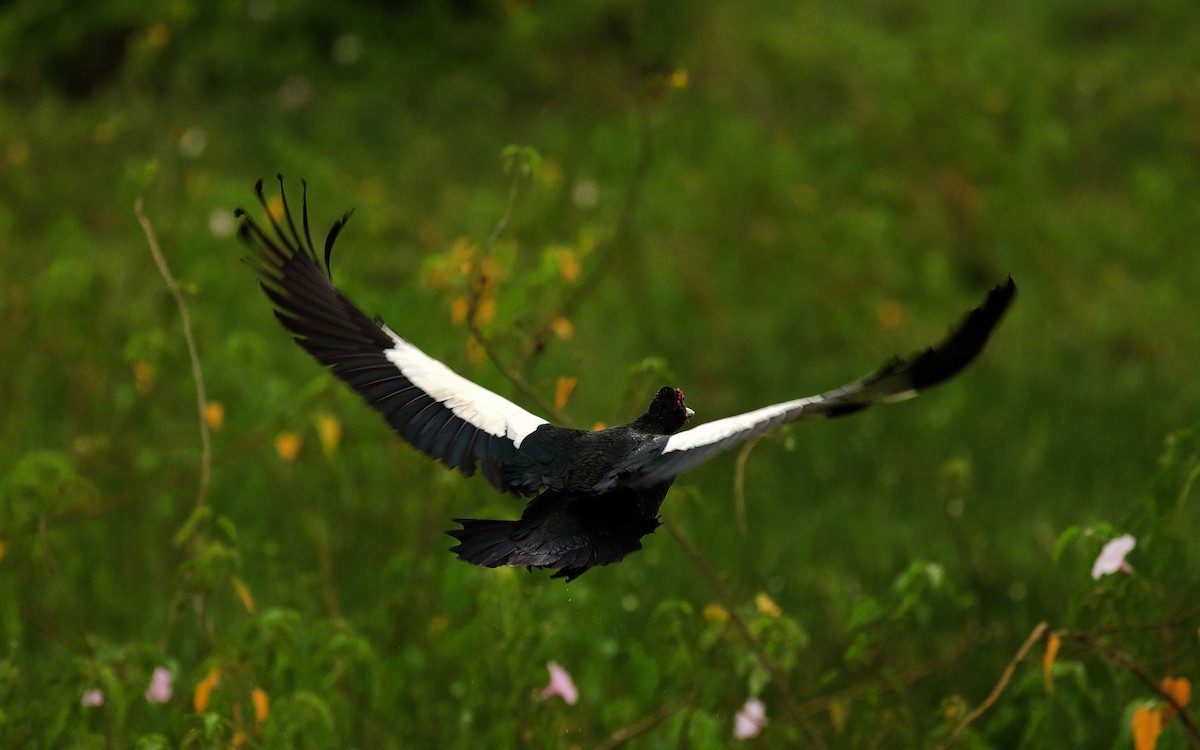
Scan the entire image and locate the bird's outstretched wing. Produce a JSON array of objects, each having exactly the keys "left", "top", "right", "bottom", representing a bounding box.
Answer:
[
  {"left": 236, "top": 177, "right": 561, "bottom": 495},
  {"left": 621, "top": 278, "right": 1017, "bottom": 487}
]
